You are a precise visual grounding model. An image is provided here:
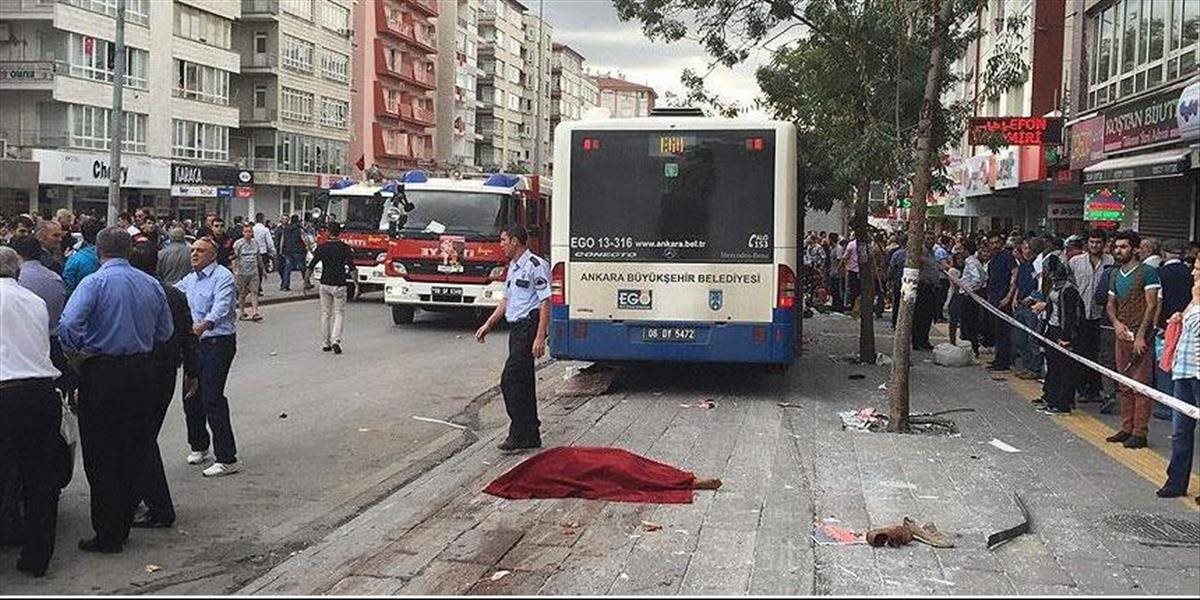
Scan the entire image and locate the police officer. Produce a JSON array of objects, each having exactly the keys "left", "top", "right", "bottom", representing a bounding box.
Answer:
[{"left": 475, "top": 224, "right": 551, "bottom": 453}]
